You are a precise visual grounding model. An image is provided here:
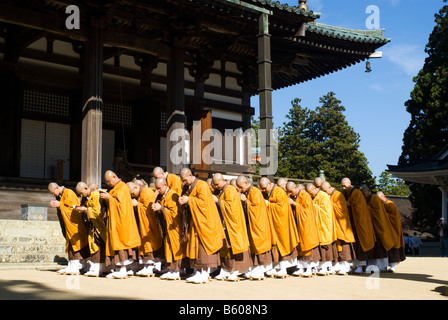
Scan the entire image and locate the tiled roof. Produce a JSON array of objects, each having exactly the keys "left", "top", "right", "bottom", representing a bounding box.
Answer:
[
  {"left": 306, "top": 23, "right": 391, "bottom": 44},
  {"left": 247, "top": 0, "right": 321, "bottom": 18}
]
